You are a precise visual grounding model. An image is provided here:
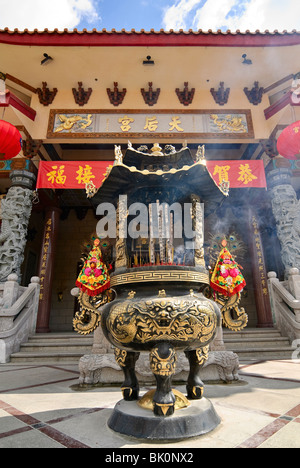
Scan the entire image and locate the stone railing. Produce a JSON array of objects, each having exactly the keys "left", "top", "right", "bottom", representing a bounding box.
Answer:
[
  {"left": 268, "top": 268, "right": 300, "bottom": 346},
  {"left": 0, "top": 274, "right": 40, "bottom": 363}
]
